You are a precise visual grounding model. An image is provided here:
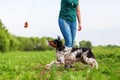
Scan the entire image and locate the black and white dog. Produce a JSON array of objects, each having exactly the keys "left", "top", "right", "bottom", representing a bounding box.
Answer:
[{"left": 46, "top": 36, "right": 98, "bottom": 69}]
